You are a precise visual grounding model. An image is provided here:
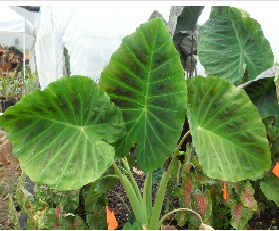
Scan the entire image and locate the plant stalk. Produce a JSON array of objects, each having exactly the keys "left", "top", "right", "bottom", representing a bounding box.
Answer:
[
  {"left": 112, "top": 163, "right": 147, "bottom": 226},
  {"left": 121, "top": 157, "right": 143, "bottom": 205},
  {"left": 158, "top": 208, "right": 203, "bottom": 228},
  {"left": 189, "top": 34, "right": 194, "bottom": 78},
  {"left": 148, "top": 130, "right": 190, "bottom": 229},
  {"left": 143, "top": 171, "right": 153, "bottom": 222}
]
